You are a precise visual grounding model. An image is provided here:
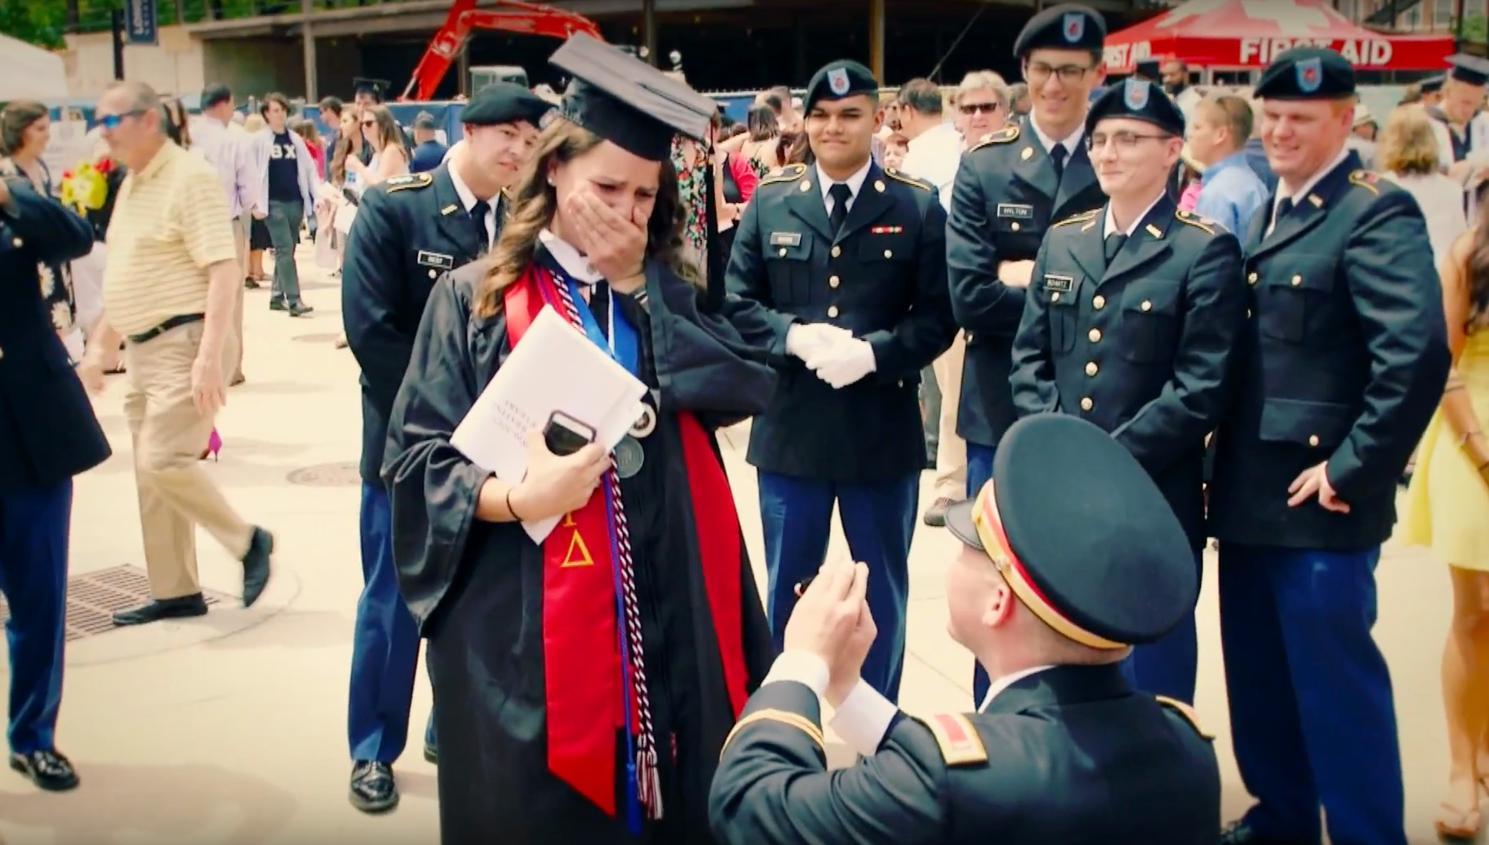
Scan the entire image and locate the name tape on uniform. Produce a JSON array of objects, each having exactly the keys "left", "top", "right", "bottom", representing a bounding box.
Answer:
[{"left": 417, "top": 251, "right": 455, "bottom": 270}]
